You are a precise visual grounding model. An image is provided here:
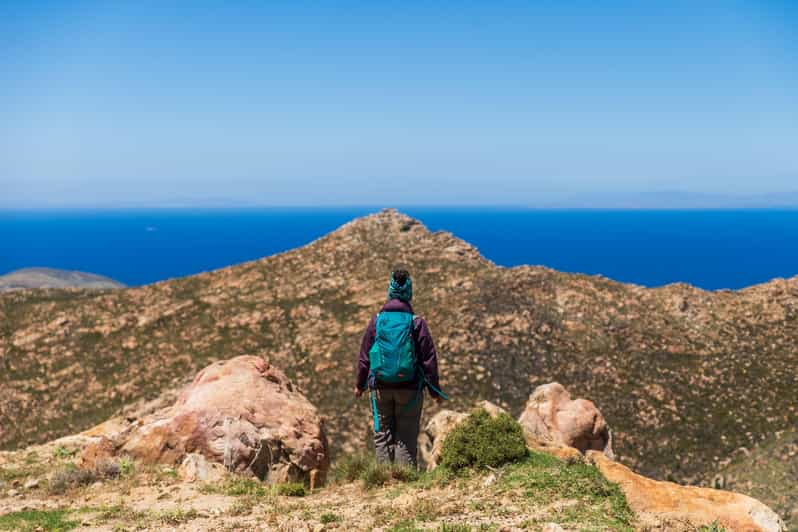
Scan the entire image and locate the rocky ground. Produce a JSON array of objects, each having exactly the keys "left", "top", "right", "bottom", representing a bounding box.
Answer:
[
  {"left": 0, "top": 434, "right": 637, "bottom": 531},
  {"left": 1, "top": 209, "right": 796, "bottom": 522}
]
